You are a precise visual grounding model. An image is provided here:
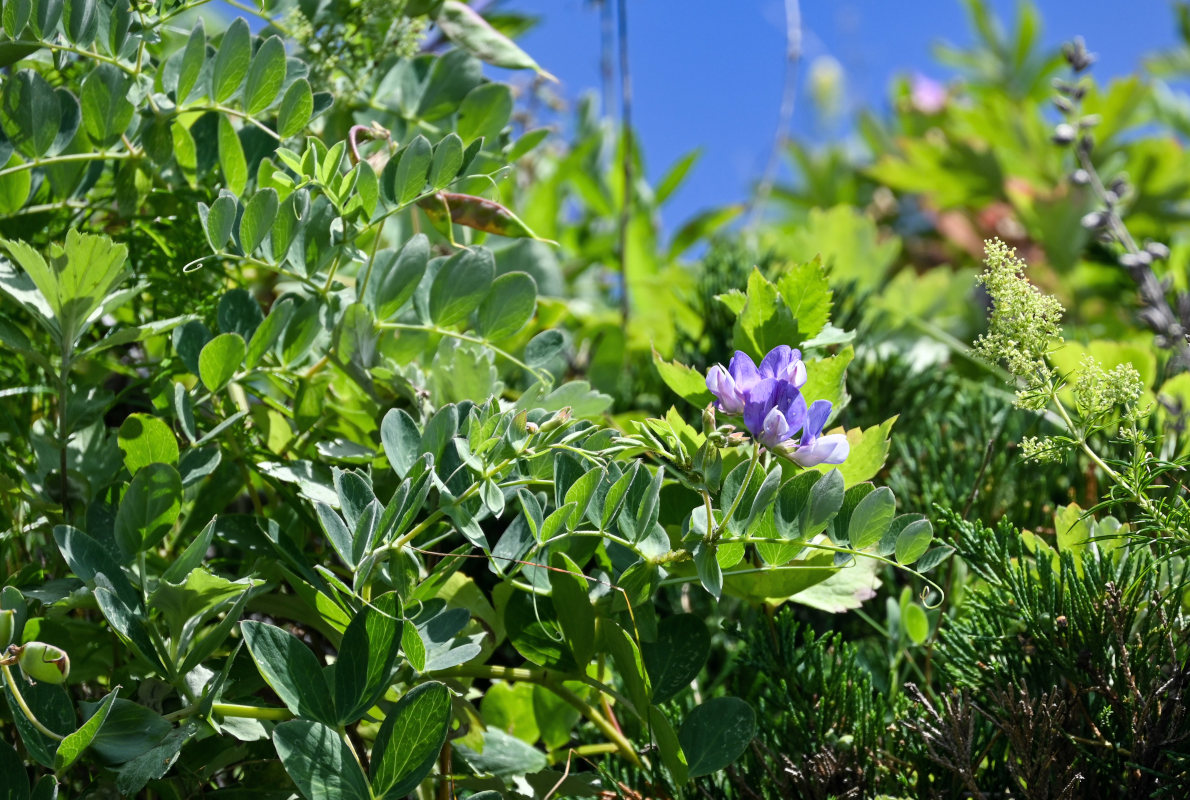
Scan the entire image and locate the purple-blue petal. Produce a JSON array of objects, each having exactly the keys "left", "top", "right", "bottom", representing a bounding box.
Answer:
[
  {"left": 728, "top": 351, "right": 762, "bottom": 390},
  {"left": 791, "top": 434, "right": 850, "bottom": 466},
  {"left": 742, "top": 377, "right": 780, "bottom": 438},
  {"left": 760, "top": 406, "right": 791, "bottom": 447},
  {"left": 801, "top": 399, "right": 833, "bottom": 444},
  {"left": 759, "top": 345, "right": 792, "bottom": 380}
]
